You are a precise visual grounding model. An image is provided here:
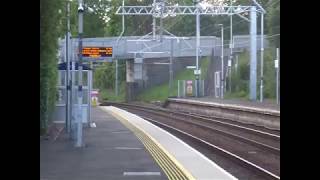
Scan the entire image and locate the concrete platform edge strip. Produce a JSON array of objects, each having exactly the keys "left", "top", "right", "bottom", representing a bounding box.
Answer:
[
  {"left": 168, "top": 98, "right": 280, "bottom": 115},
  {"left": 104, "top": 106, "right": 195, "bottom": 180}
]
